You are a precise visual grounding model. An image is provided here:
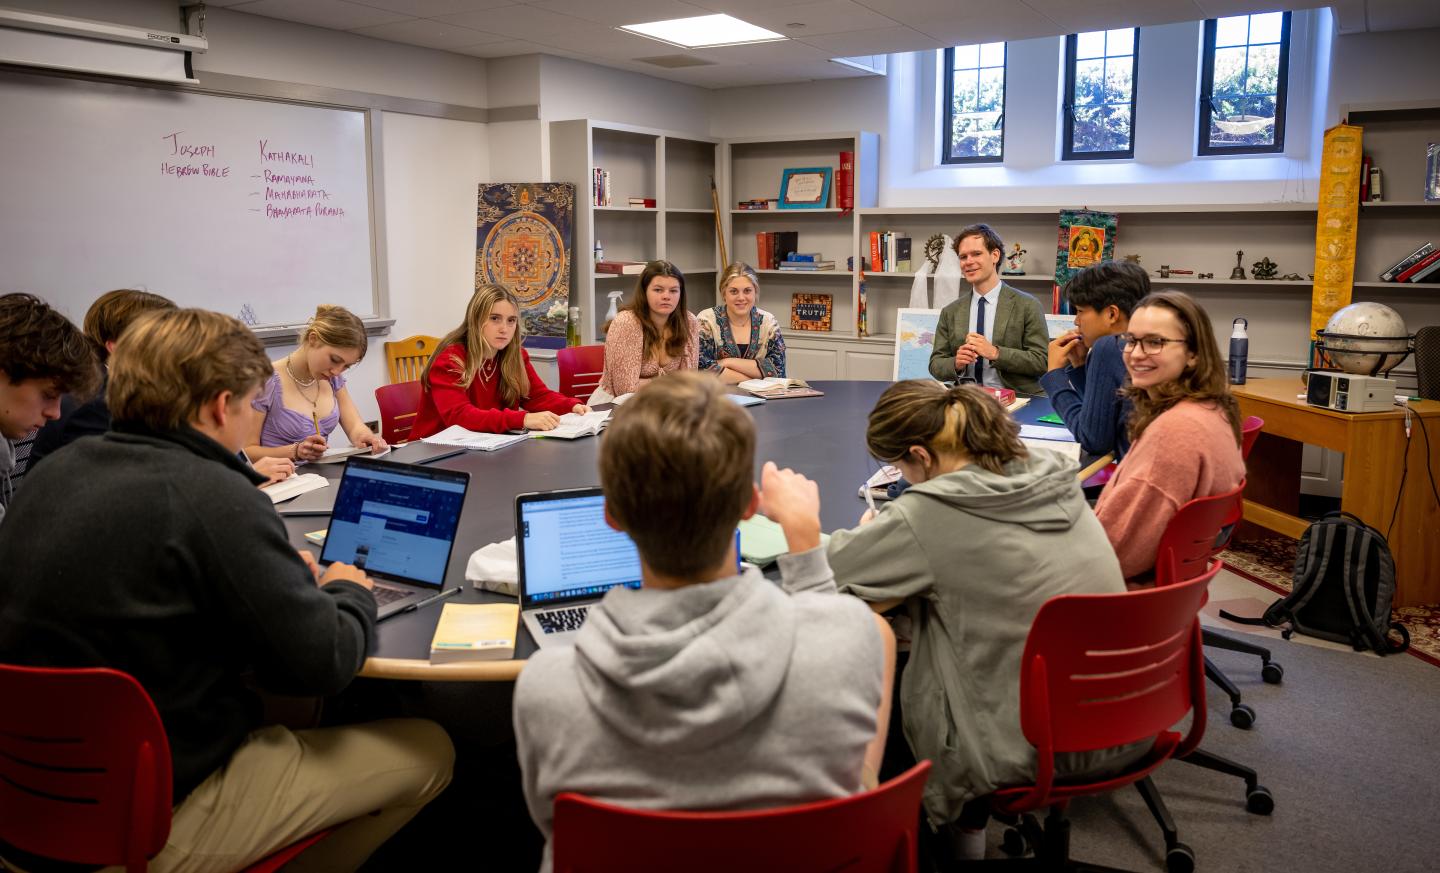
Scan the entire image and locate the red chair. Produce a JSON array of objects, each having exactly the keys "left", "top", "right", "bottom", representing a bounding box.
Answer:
[
  {"left": 987, "top": 568, "right": 1217, "bottom": 871},
  {"left": 1240, "top": 414, "right": 1264, "bottom": 459},
  {"left": 0, "top": 665, "right": 330, "bottom": 873},
  {"left": 375, "top": 380, "right": 423, "bottom": 444},
  {"left": 551, "top": 761, "right": 931, "bottom": 873},
  {"left": 558, "top": 344, "right": 606, "bottom": 404}
]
